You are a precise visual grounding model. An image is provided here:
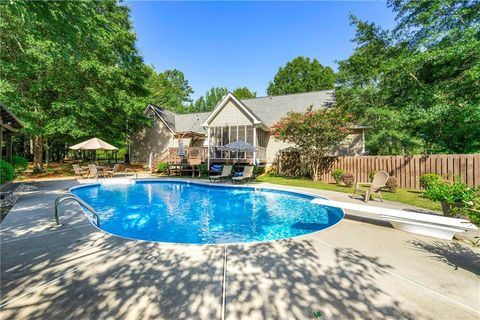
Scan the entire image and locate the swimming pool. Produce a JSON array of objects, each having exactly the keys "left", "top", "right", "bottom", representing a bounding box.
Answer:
[{"left": 70, "top": 180, "right": 344, "bottom": 244}]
